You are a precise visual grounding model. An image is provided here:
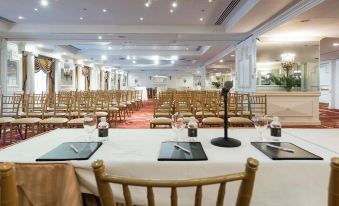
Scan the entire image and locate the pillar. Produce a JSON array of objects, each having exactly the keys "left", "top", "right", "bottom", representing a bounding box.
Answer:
[
  {"left": 199, "top": 66, "right": 207, "bottom": 89},
  {"left": 54, "top": 60, "right": 61, "bottom": 93},
  {"left": 0, "top": 39, "right": 7, "bottom": 95},
  {"left": 26, "top": 52, "right": 35, "bottom": 94},
  {"left": 332, "top": 59, "right": 339, "bottom": 109},
  {"left": 234, "top": 36, "right": 257, "bottom": 92}
]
